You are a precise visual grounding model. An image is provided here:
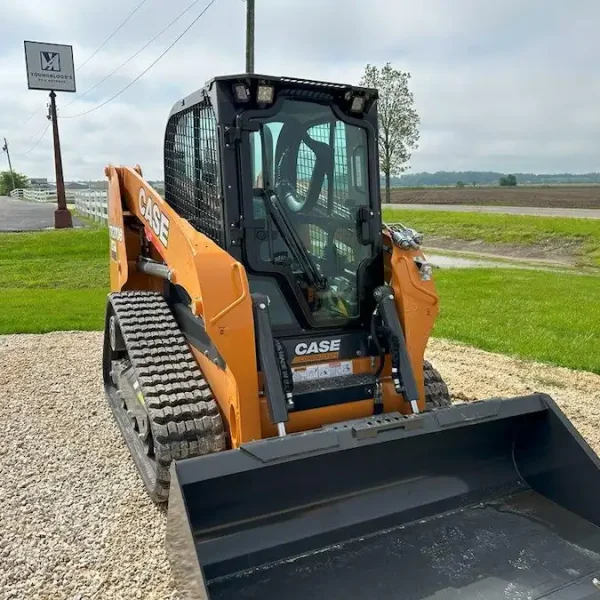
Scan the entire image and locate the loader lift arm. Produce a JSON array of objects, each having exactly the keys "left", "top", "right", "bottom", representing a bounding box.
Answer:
[{"left": 106, "top": 165, "right": 263, "bottom": 445}]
